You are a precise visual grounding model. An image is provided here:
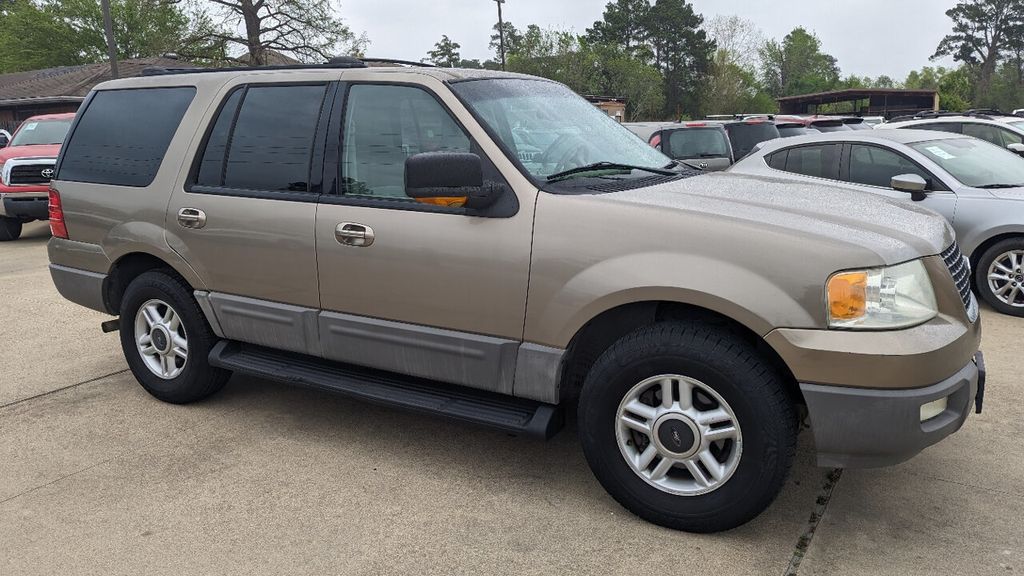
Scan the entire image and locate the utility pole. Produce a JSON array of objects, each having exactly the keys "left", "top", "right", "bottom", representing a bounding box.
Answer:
[
  {"left": 101, "top": 0, "right": 119, "bottom": 79},
  {"left": 494, "top": 0, "right": 506, "bottom": 71}
]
